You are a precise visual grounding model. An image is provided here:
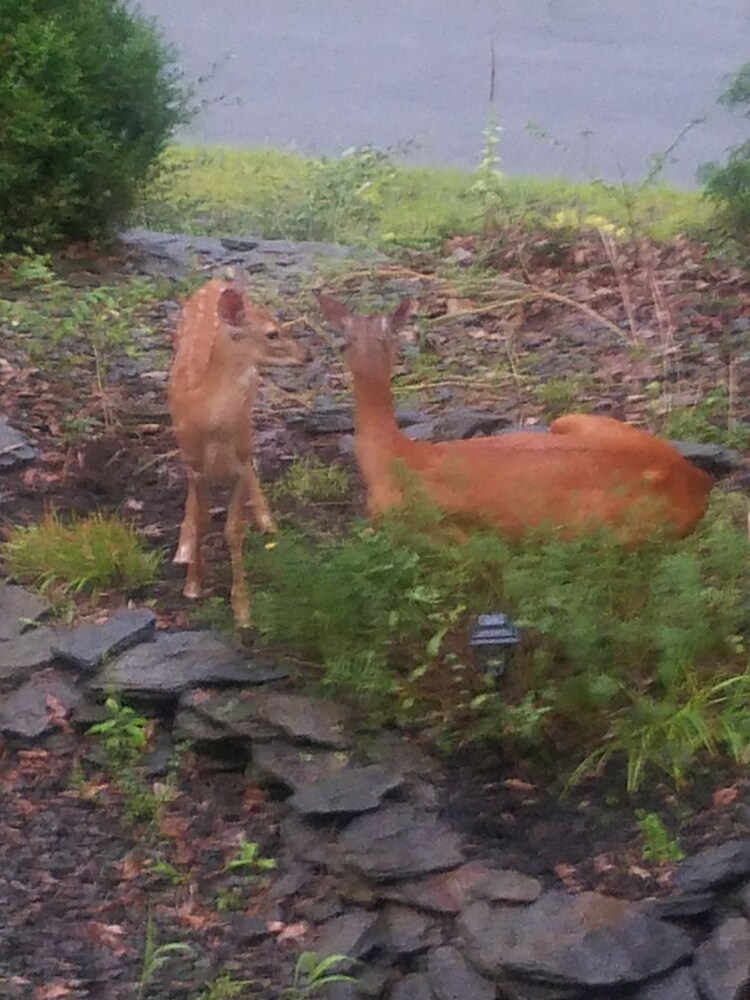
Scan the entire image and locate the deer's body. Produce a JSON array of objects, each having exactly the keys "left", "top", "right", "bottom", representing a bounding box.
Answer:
[
  {"left": 168, "top": 278, "right": 302, "bottom": 624},
  {"left": 317, "top": 294, "right": 713, "bottom": 543}
]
